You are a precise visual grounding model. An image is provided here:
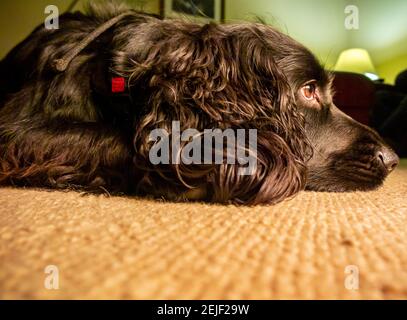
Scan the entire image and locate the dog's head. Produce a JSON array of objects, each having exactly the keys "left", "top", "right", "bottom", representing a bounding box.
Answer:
[
  {"left": 219, "top": 23, "right": 399, "bottom": 195},
  {"left": 119, "top": 18, "right": 398, "bottom": 204},
  {"left": 267, "top": 29, "right": 399, "bottom": 192},
  {"left": 298, "top": 80, "right": 399, "bottom": 192}
]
